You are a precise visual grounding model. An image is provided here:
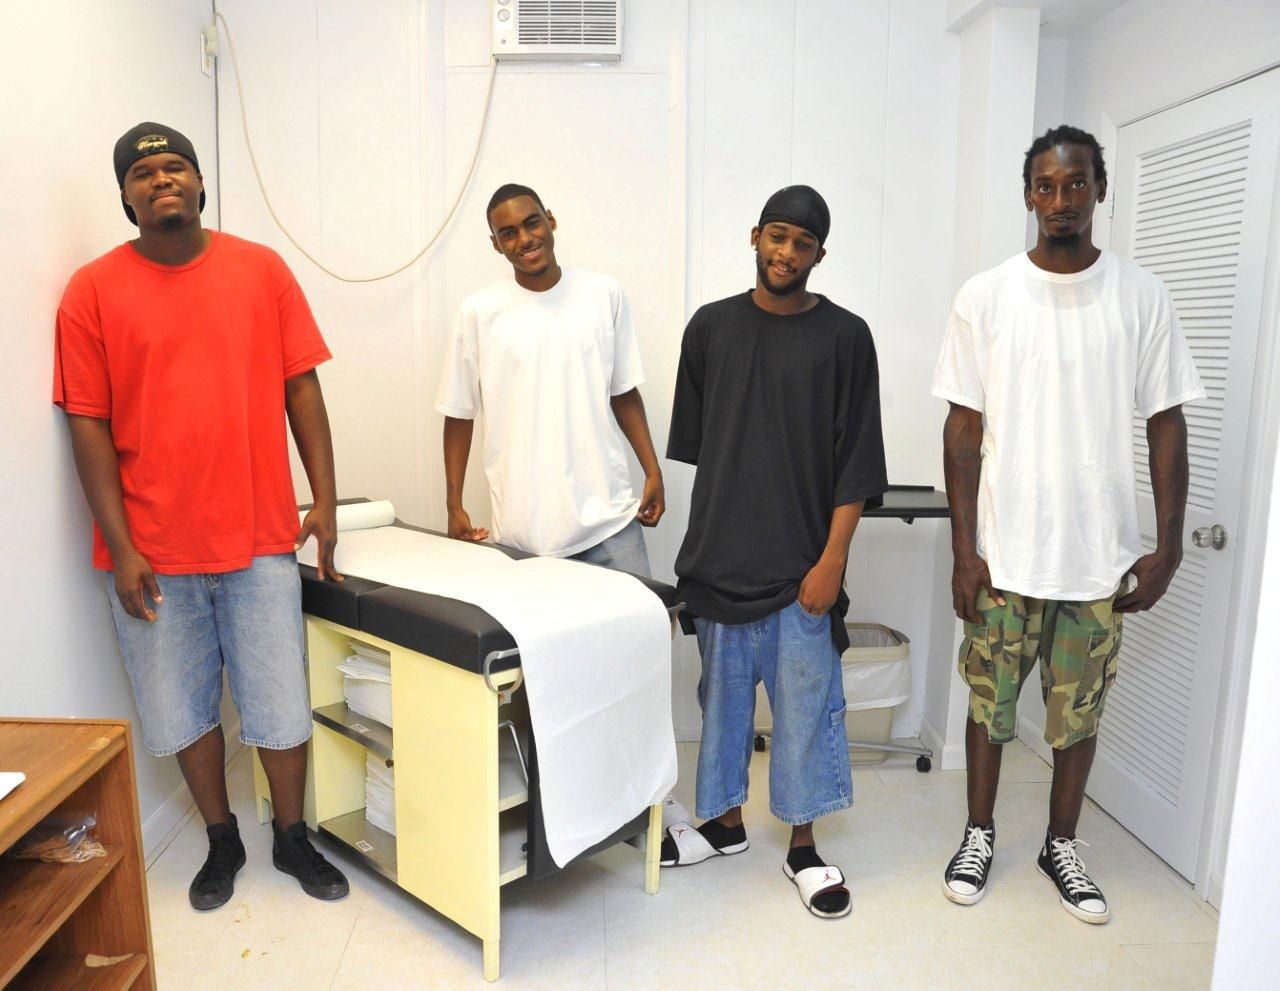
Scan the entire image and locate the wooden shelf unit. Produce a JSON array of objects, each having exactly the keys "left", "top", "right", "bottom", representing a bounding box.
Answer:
[{"left": 0, "top": 719, "right": 155, "bottom": 991}]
